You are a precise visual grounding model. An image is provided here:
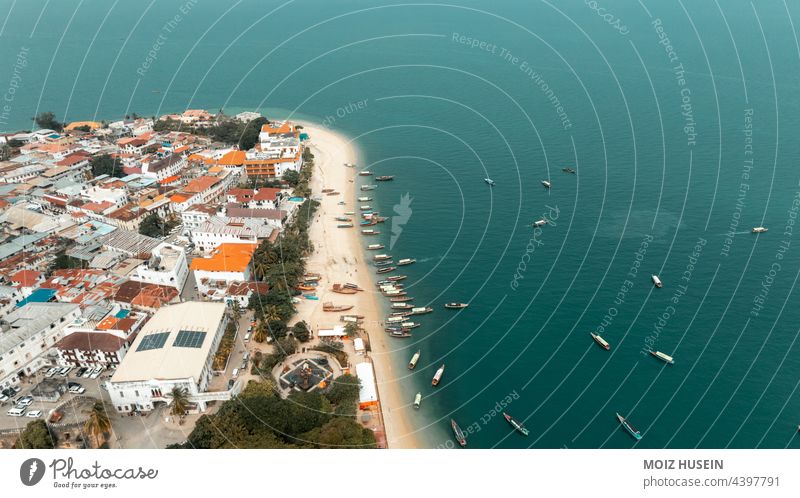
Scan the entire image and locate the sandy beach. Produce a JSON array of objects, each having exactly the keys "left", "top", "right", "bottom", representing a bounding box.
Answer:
[{"left": 293, "top": 122, "right": 419, "bottom": 449}]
